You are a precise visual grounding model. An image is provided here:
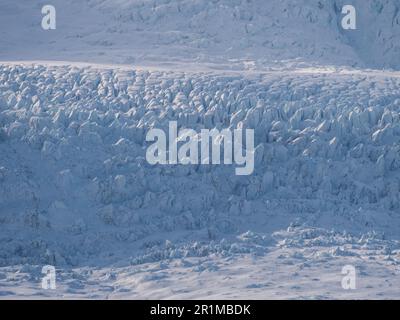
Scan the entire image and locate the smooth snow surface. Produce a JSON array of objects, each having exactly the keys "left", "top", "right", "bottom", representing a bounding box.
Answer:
[{"left": 1, "top": 0, "right": 400, "bottom": 299}]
